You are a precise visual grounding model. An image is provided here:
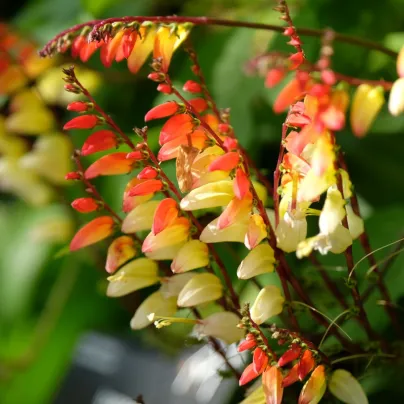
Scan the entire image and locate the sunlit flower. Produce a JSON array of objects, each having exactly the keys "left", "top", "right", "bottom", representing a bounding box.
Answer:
[{"left": 250, "top": 285, "right": 285, "bottom": 324}]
